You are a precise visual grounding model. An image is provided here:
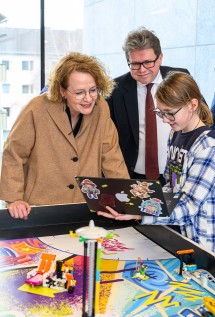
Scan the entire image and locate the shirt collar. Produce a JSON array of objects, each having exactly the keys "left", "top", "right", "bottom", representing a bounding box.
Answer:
[{"left": 137, "top": 70, "right": 162, "bottom": 89}]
